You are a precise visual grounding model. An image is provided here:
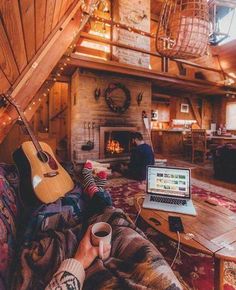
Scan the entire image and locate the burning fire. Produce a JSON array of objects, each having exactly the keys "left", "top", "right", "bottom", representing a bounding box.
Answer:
[{"left": 106, "top": 139, "right": 124, "bottom": 154}]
